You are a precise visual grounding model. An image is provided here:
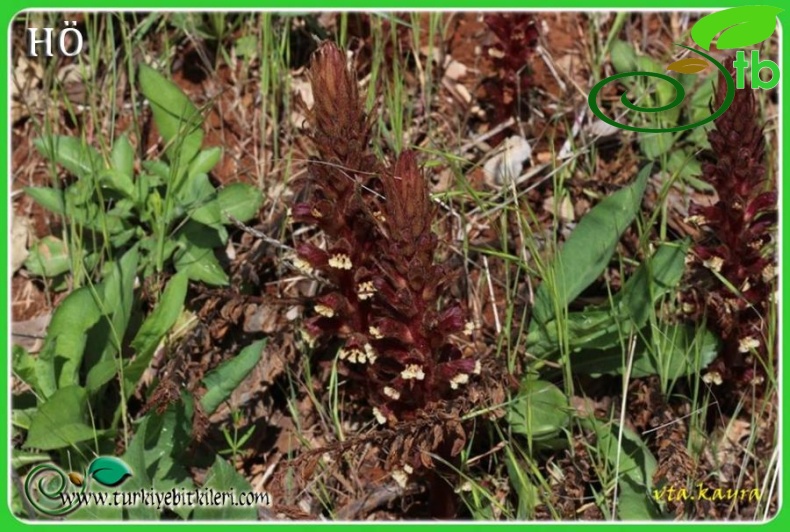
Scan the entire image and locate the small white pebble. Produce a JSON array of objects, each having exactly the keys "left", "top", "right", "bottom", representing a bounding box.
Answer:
[
  {"left": 403, "top": 464, "right": 414, "bottom": 475},
  {"left": 473, "top": 360, "right": 482, "bottom": 375},
  {"left": 373, "top": 407, "right": 387, "bottom": 425}
]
